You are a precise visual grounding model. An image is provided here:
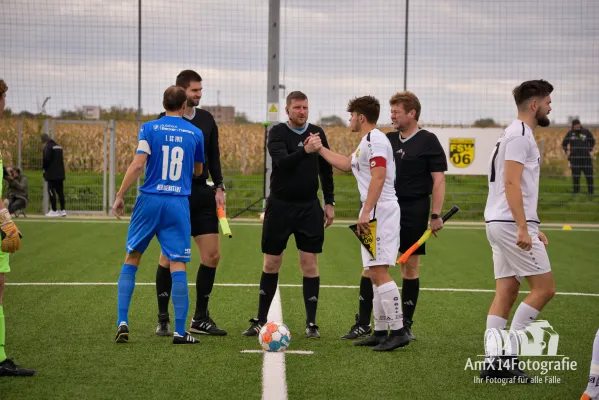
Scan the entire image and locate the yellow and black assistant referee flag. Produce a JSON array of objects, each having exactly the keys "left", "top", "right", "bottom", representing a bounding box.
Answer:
[{"left": 348, "top": 219, "right": 377, "bottom": 259}]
